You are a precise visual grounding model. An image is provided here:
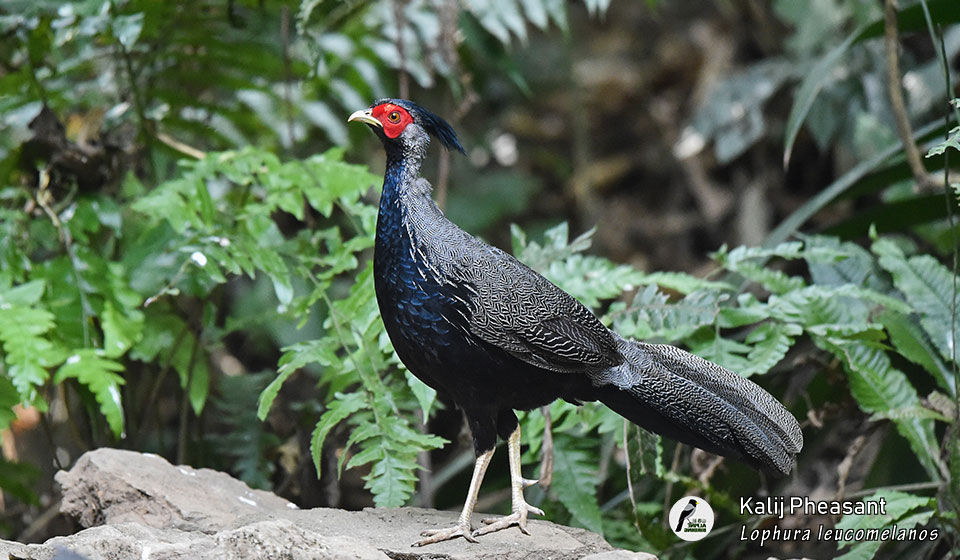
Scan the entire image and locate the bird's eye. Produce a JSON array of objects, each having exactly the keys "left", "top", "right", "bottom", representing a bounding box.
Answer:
[{"left": 387, "top": 111, "right": 401, "bottom": 123}]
